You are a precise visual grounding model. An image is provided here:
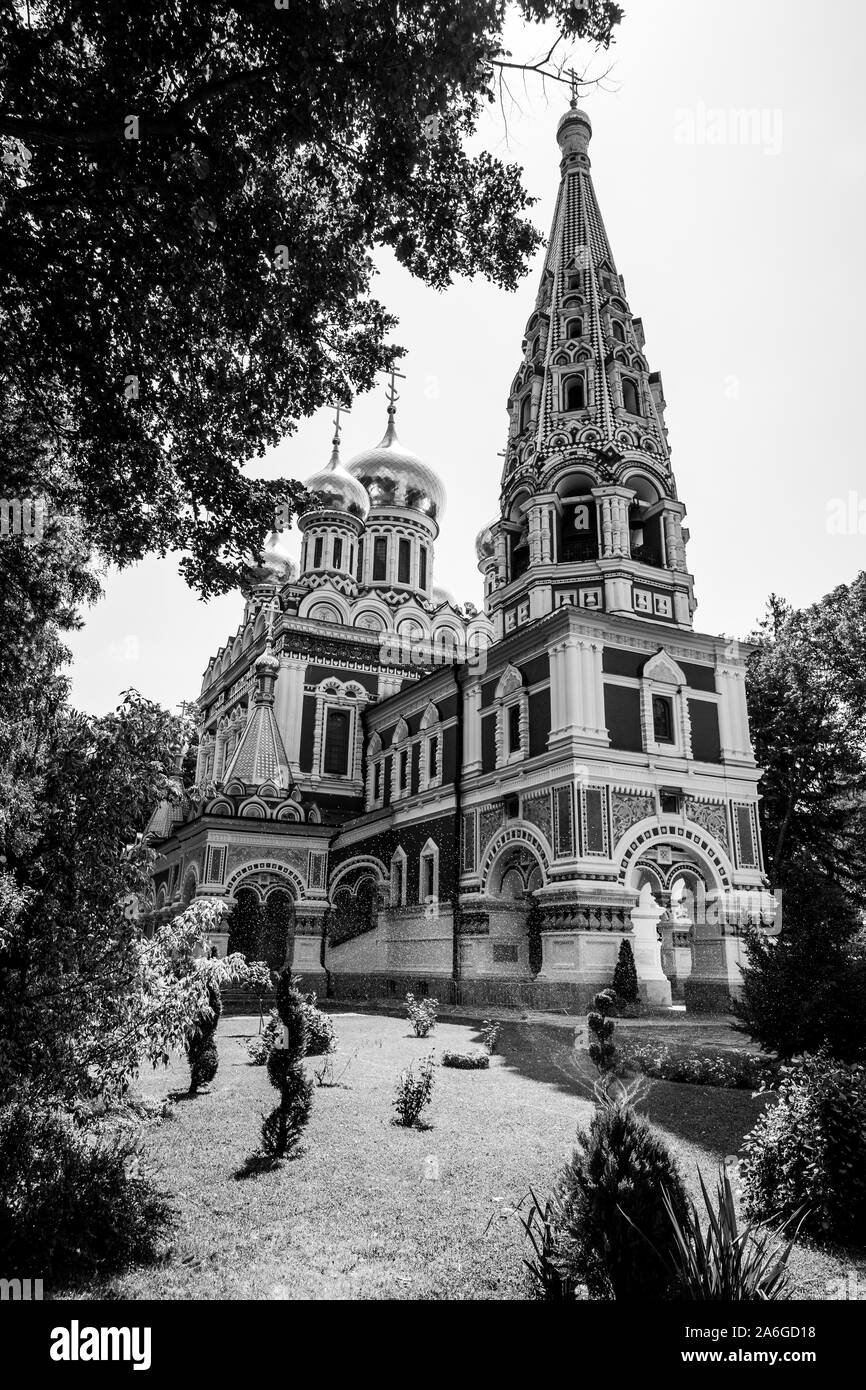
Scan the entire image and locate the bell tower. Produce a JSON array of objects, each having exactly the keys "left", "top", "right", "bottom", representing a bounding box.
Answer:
[{"left": 478, "top": 96, "right": 695, "bottom": 638}]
